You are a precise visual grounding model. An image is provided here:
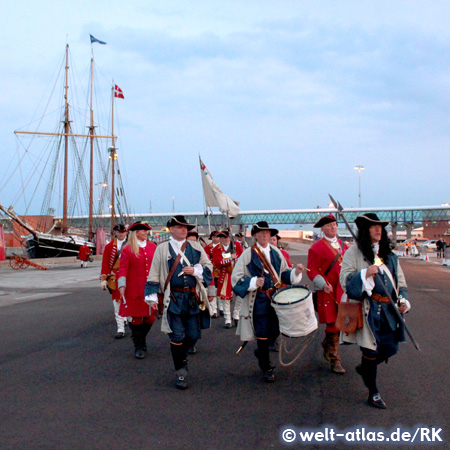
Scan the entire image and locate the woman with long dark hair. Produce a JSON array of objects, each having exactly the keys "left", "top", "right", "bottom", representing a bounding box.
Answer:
[{"left": 340, "top": 213, "right": 411, "bottom": 409}]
